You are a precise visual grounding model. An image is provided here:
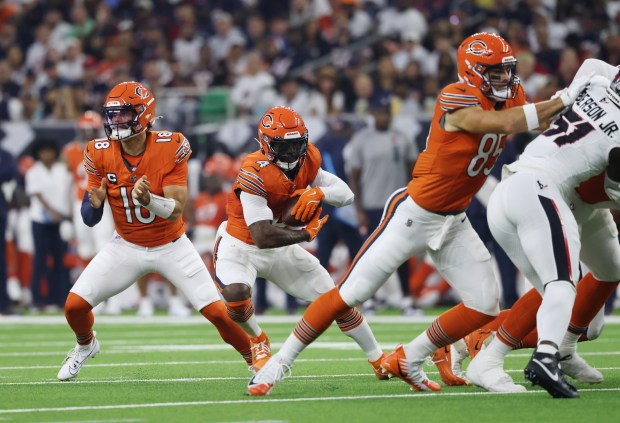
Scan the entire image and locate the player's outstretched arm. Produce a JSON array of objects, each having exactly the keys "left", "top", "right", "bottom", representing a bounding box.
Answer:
[{"left": 445, "top": 76, "right": 593, "bottom": 135}]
